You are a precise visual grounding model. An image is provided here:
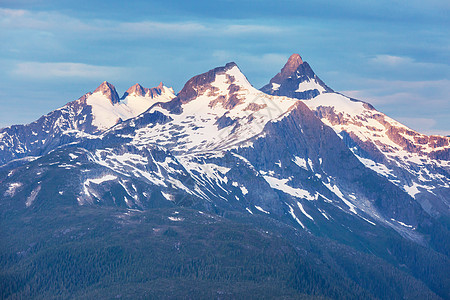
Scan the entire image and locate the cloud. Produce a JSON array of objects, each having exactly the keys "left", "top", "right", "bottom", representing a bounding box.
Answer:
[
  {"left": 223, "top": 24, "right": 283, "bottom": 35},
  {"left": 340, "top": 79, "right": 450, "bottom": 108},
  {"left": 365, "top": 54, "right": 449, "bottom": 80},
  {"left": 0, "top": 8, "right": 283, "bottom": 40},
  {"left": 0, "top": 8, "right": 27, "bottom": 17},
  {"left": 0, "top": 8, "right": 93, "bottom": 32},
  {"left": 340, "top": 78, "right": 450, "bottom": 135},
  {"left": 369, "top": 55, "right": 413, "bottom": 66},
  {"left": 117, "top": 21, "right": 209, "bottom": 37},
  {"left": 12, "top": 62, "right": 125, "bottom": 79}
]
